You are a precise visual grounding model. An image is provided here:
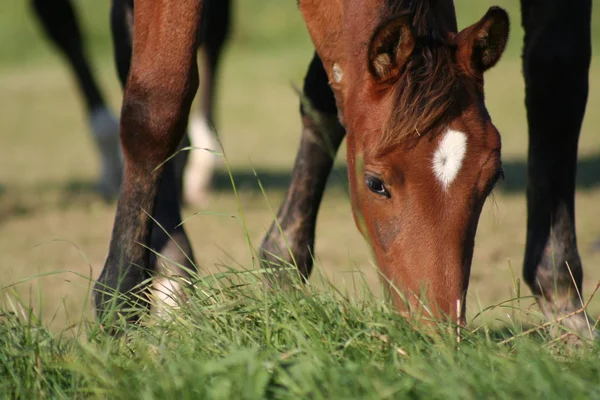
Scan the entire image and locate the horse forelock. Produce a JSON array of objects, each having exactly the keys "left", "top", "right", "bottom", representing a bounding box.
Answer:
[
  {"left": 376, "top": 41, "right": 463, "bottom": 155},
  {"left": 372, "top": 0, "right": 463, "bottom": 156}
]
